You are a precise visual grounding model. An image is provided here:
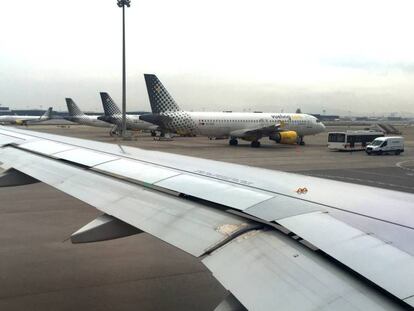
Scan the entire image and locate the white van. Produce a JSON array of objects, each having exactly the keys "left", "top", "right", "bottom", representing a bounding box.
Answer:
[{"left": 366, "top": 136, "right": 404, "bottom": 155}]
